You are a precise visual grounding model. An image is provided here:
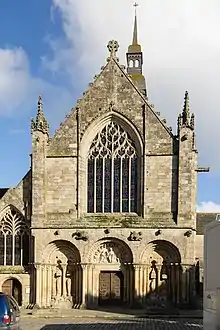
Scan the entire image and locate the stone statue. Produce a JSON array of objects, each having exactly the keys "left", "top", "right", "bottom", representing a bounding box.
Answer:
[
  {"left": 65, "top": 262, "right": 72, "bottom": 296},
  {"left": 107, "top": 247, "right": 116, "bottom": 263},
  {"left": 99, "top": 245, "right": 108, "bottom": 263},
  {"left": 55, "top": 260, "right": 63, "bottom": 296}
]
